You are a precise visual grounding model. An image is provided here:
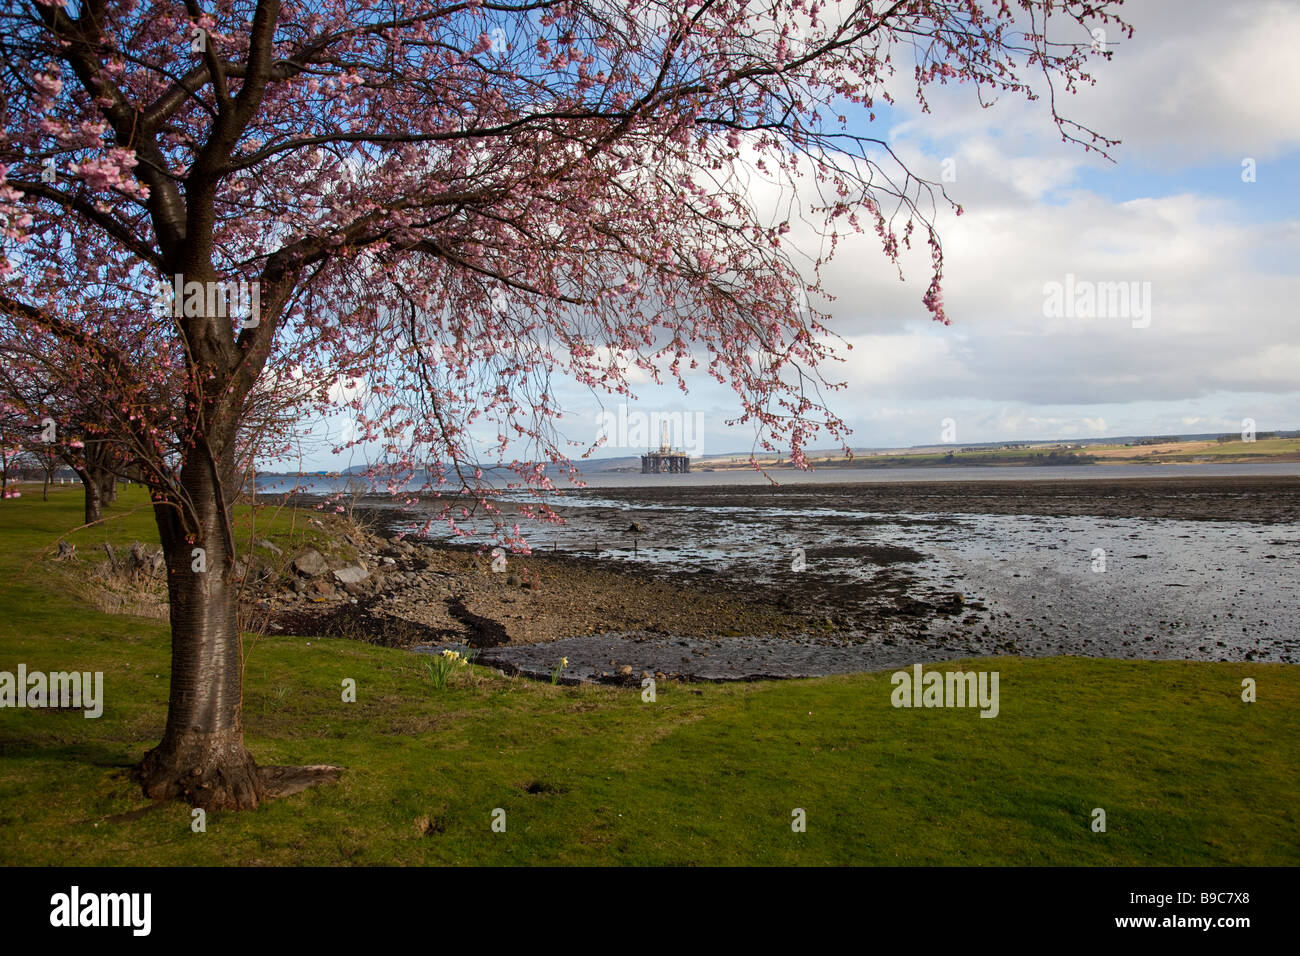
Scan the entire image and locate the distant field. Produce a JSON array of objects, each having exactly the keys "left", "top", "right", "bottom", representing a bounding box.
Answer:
[
  {"left": 700, "top": 437, "right": 1300, "bottom": 470},
  {"left": 1085, "top": 437, "right": 1300, "bottom": 461}
]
